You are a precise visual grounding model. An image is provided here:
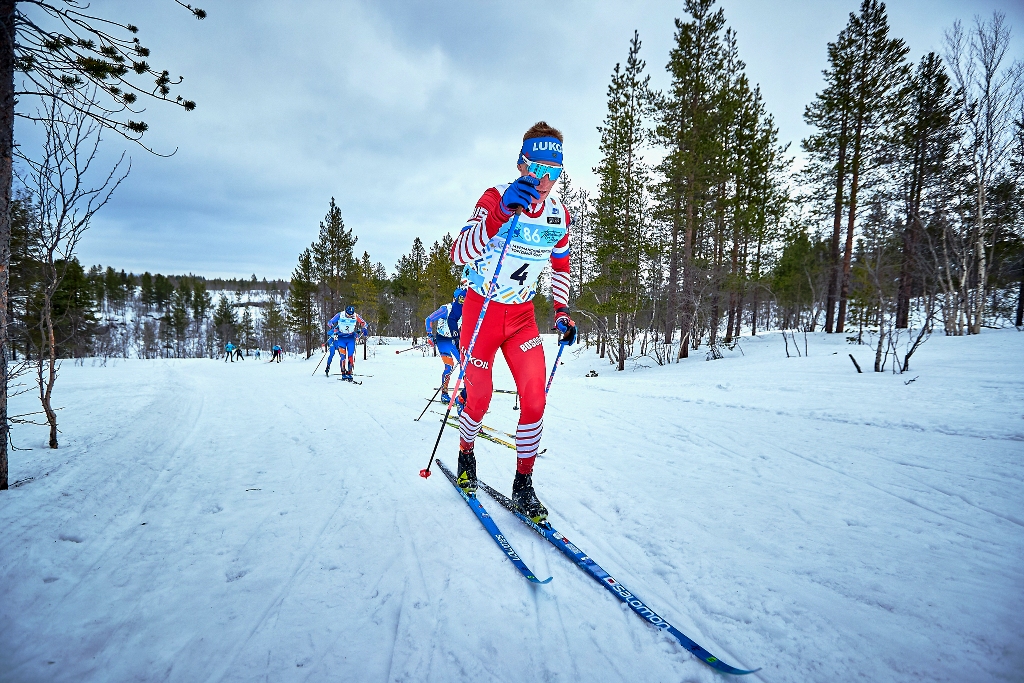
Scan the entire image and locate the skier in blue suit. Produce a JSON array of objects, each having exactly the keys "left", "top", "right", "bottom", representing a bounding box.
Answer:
[
  {"left": 425, "top": 287, "right": 467, "bottom": 405},
  {"left": 326, "top": 305, "right": 368, "bottom": 380}
]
